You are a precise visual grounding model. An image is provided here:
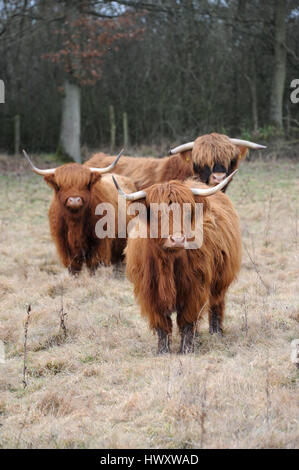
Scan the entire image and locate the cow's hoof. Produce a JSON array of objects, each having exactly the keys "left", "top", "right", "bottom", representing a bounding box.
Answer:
[
  {"left": 209, "top": 324, "right": 223, "bottom": 336},
  {"left": 157, "top": 345, "right": 171, "bottom": 355}
]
